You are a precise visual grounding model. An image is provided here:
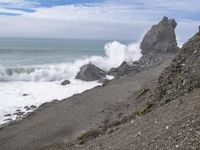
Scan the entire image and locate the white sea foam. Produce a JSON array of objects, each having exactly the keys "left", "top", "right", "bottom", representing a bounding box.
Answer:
[
  {"left": 0, "top": 41, "right": 142, "bottom": 124},
  {"left": 0, "top": 80, "right": 101, "bottom": 124},
  {"left": 0, "top": 41, "right": 142, "bottom": 82}
]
